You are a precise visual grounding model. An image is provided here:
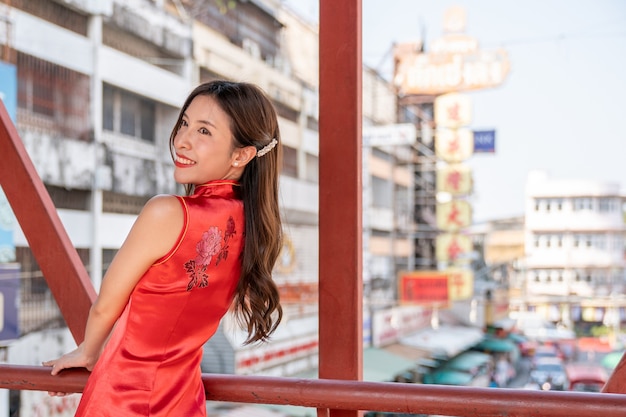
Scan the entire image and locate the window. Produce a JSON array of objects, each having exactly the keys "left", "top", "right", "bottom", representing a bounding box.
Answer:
[
  {"left": 17, "top": 52, "right": 91, "bottom": 140},
  {"left": 103, "top": 84, "right": 156, "bottom": 142},
  {"left": 372, "top": 176, "right": 392, "bottom": 209},
  {"left": 282, "top": 145, "right": 298, "bottom": 178},
  {"left": 556, "top": 235, "right": 563, "bottom": 247},
  {"left": 599, "top": 198, "right": 616, "bottom": 212},
  {"left": 573, "top": 198, "right": 593, "bottom": 211},
  {"left": 305, "top": 153, "right": 319, "bottom": 183},
  {"left": 554, "top": 199, "right": 563, "bottom": 211}
]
